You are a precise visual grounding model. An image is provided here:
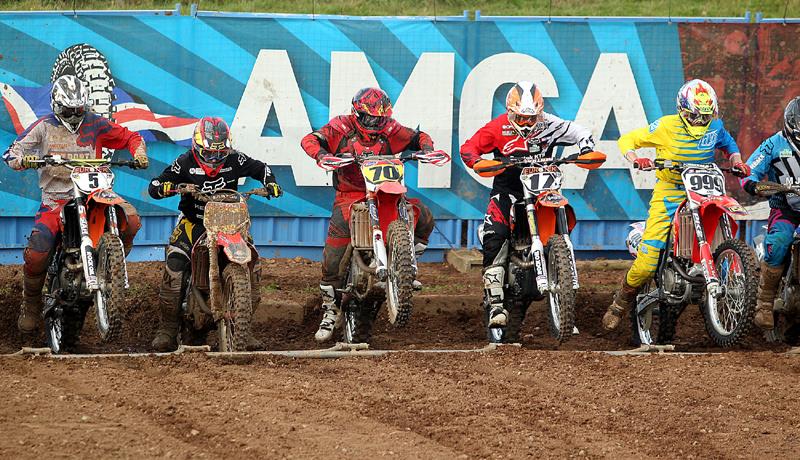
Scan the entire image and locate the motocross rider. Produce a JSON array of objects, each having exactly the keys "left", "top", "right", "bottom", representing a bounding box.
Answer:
[
  {"left": 740, "top": 97, "right": 800, "bottom": 330},
  {"left": 300, "top": 87, "right": 449, "bottom": 342},
  {"left": 601, "top": 79, "right": 749, "bottom": 331},
  {"left": 2, "top": 75, "right": 148, "bottom": 335},
  {"left": 460, "top": 81, "right": 596, "bottom": 327},
  {"left": 148, "top": 116, "right": 283, "bottom": 352}
]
